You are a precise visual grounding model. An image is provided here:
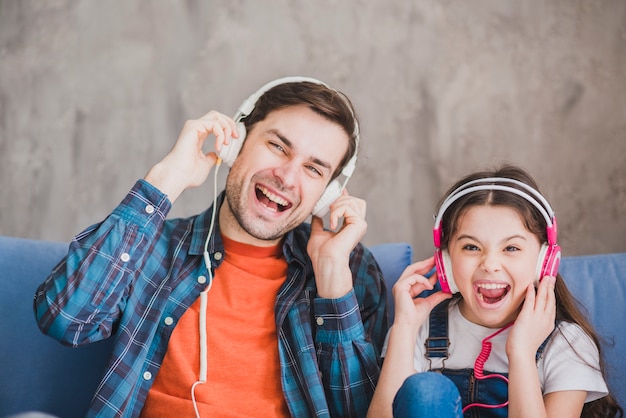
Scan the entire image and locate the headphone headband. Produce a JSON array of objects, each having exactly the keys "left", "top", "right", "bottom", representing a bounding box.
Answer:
[
  {"left": 235, "top": 76, "right": 360, "bottom": 142},
  {"left": 441, "top": 177, "right": 556, "bottom": 219},
  {"left": 433, "top": 178, "right": 558, "bottom": 247}
]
